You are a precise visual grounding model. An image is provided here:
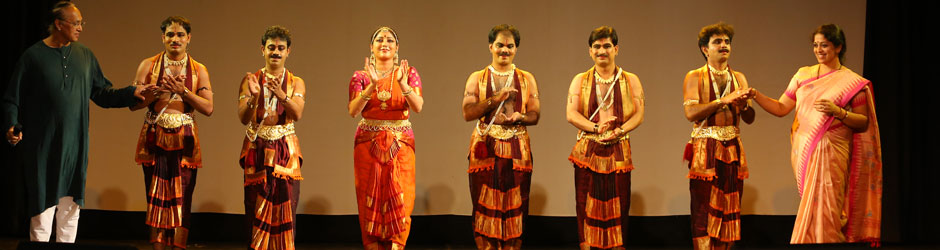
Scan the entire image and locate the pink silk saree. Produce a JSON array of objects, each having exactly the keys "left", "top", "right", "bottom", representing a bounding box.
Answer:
[{"left": 788, "top": 66, "right": 882, "bottom": 244}]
